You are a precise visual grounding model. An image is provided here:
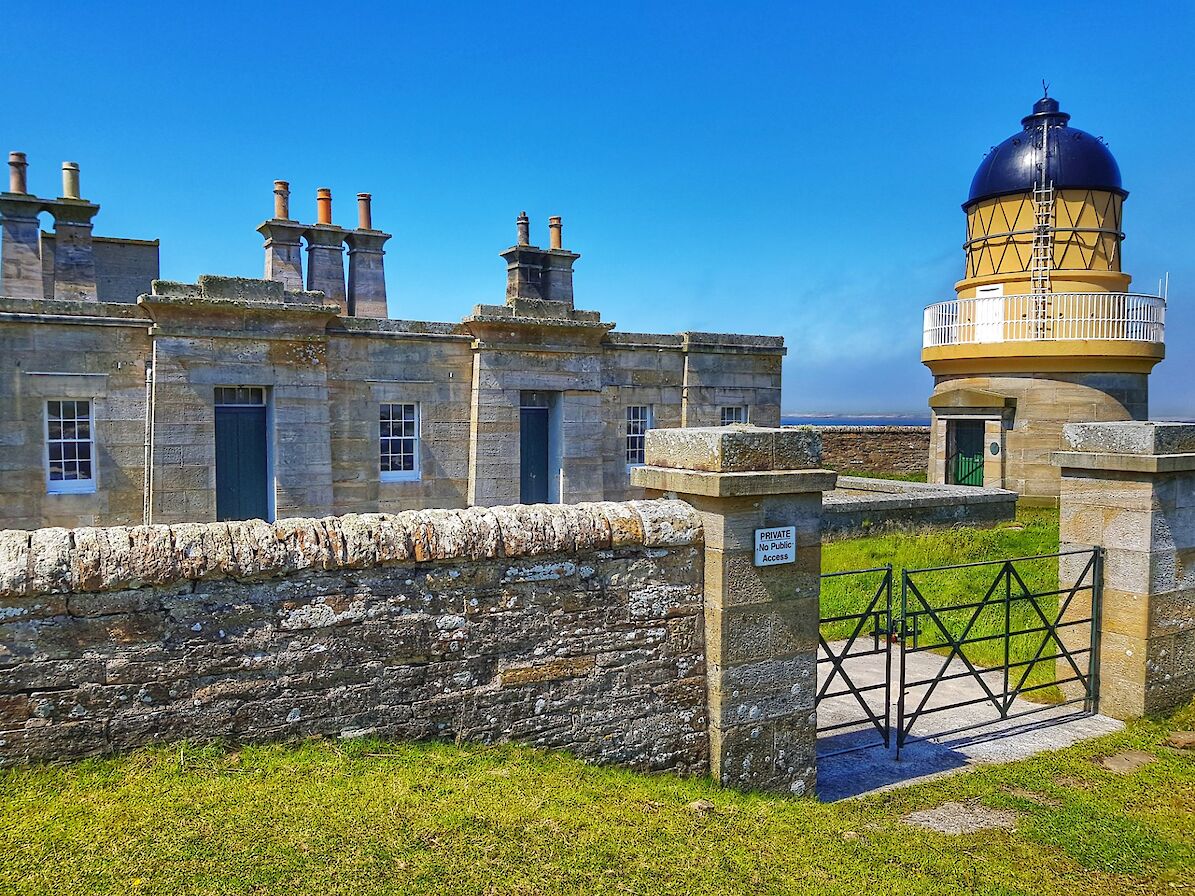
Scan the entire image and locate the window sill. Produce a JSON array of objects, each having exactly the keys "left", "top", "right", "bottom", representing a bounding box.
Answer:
[
  {"left": 380, "top": 473, "right": 422, "bottom": 484},
  {"left": 47, "top": 483, "right": 97, "bottom": 496}
]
